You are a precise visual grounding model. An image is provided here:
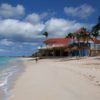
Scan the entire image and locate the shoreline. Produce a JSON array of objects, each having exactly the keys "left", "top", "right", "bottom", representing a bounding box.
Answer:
[
  {"left": 9, "top": 57, "right": 100, "bottom": 100},
  {"left": 0, "top": 58, "right": 30, "bottom": 100},
  {"left": 8, "top": 58, "right": 32, "bottom": 99}
]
